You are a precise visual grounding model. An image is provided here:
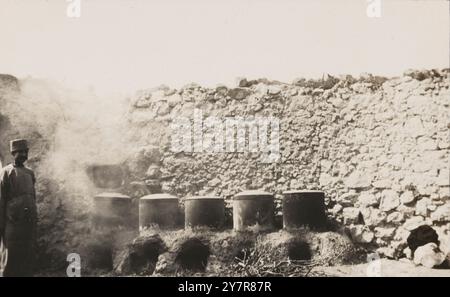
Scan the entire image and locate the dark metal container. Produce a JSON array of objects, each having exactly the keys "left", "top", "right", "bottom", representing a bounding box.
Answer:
[
  {"left": 139, "top": 193, "right": 179, "bottom": 229},
  {"left": 233, "top": 190, "right": 275, "bottom": 231},
  {"left": 184, "top": 196, "right": 225, "bottom": 229},
  {"left": 282, "top": 190, "right": 326, "bottom": 230},
  {"left": 93, "top": 192, "right": 132, "bottom": 228}
]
